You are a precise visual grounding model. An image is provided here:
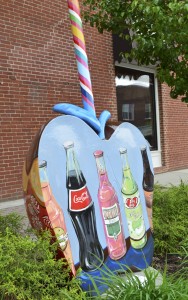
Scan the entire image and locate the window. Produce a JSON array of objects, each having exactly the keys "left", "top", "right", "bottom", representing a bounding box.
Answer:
[
  {"left": 115, "top": 66, "right": 158, "bottom": 150},
  {"left": 145, "top": 103, "right": 151, "bottom": 120},
  {"left": 122, "top": 104, "right": 134, "bottom": 121}
]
